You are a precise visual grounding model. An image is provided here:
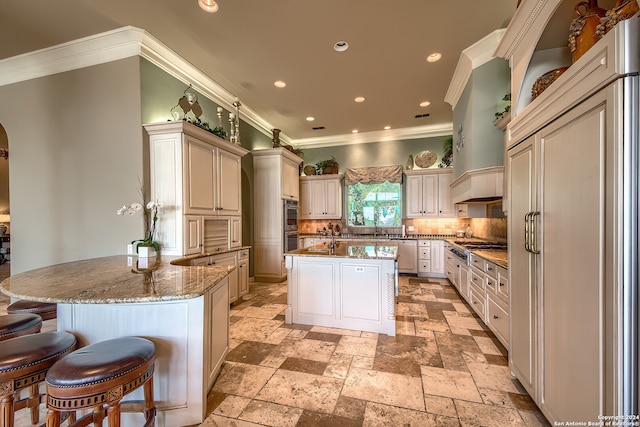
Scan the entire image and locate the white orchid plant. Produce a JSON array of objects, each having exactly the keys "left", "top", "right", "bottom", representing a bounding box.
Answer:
[{"left": 117, "top": 200, "right": 163, "bottom": 253}]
